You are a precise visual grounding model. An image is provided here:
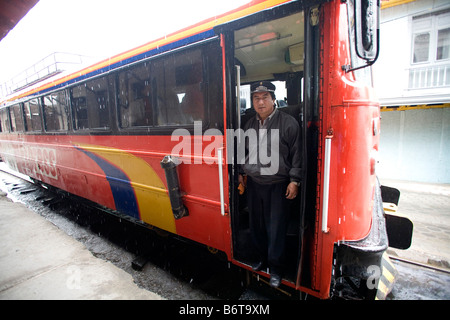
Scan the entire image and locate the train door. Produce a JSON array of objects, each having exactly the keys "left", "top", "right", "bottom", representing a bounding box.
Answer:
[{"left": 218, "top": 3, "right": 309, "bottom": 288}]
